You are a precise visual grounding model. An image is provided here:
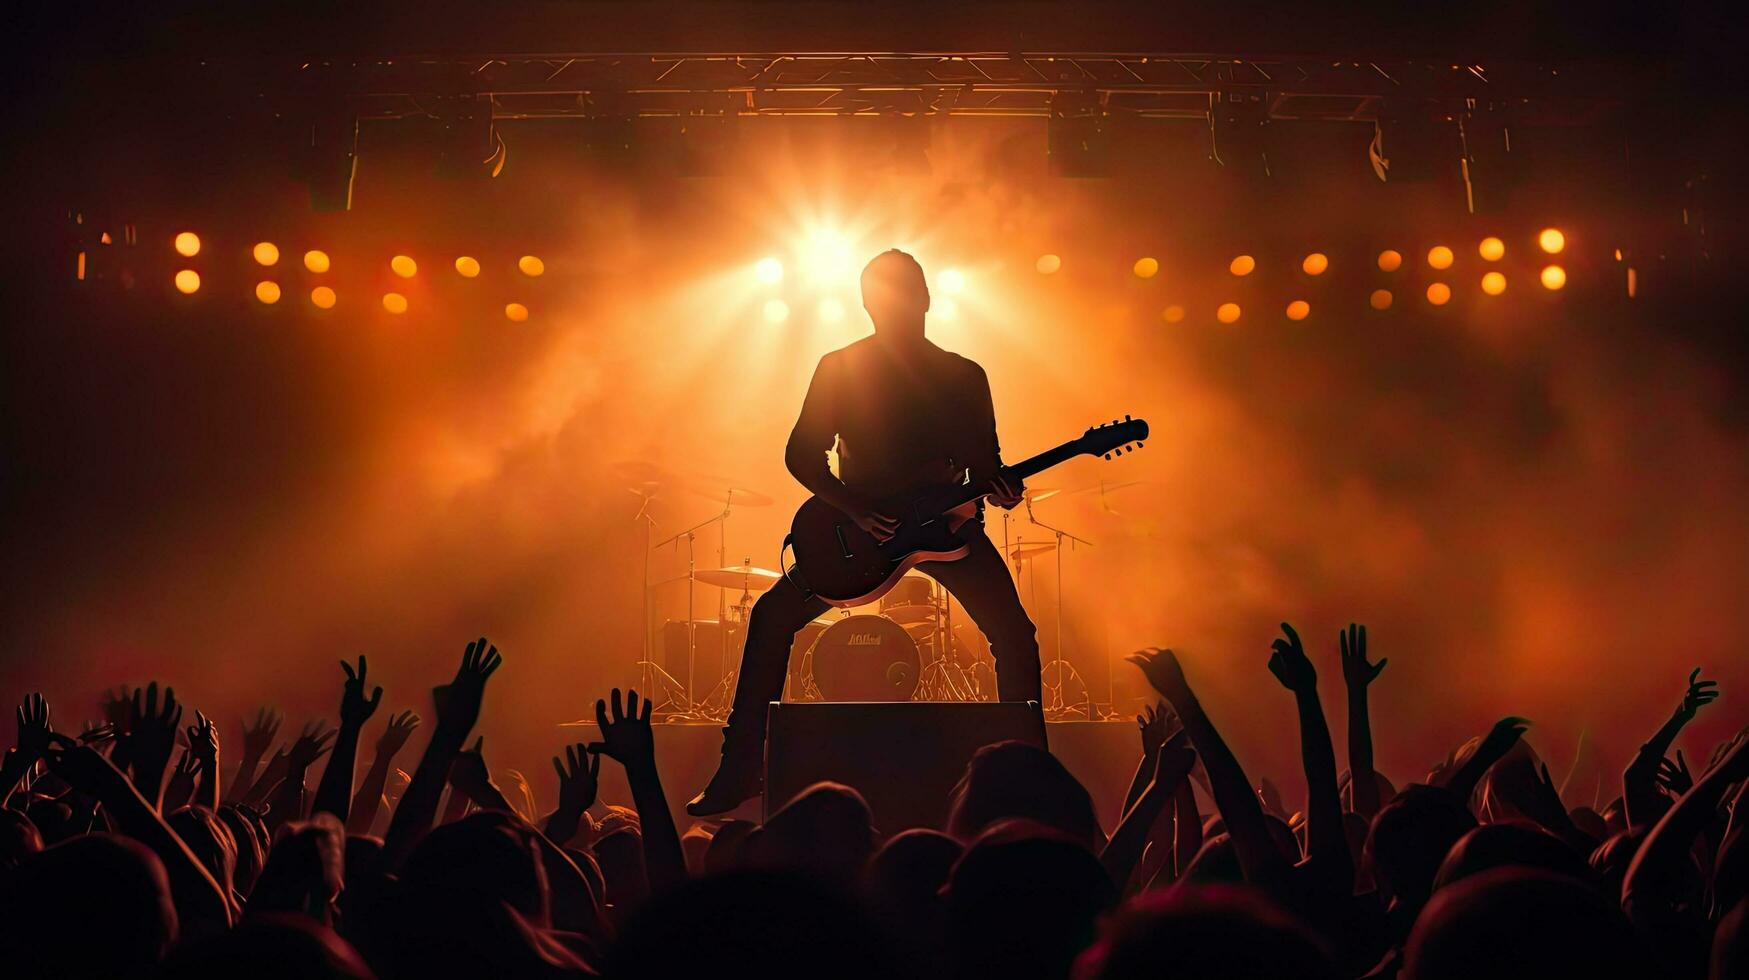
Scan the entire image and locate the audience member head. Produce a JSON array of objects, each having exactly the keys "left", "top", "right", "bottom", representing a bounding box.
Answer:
[
  {"left": 167, "top": 805, "right": 238, "bottom": 898},
  {"left": 217, "top": 804, "right": 265, "bottom": 894},
  {"left": 745, "top": 781, "right": 875, "bottom": 881},
  {"left": 592, "top": 827, "right": 649, "bottom": 918},
  {"left": 944, "top": 820, "right": 1117, "bottom": 980},
  {"left": 0, "top": 807, "right": 43, "bottom": 870},
  {"left": 400, "top": 810, "right": 548, "bottom": 924},
  {"left": 250, "top": 813, "right": 346, "bottom": 925},
  {"left": 0, "top": 833, "right": 177, "bottom": 978},
  {"left": 701, "top": 819, "right": 756, "bottom": 875},
  {"left": 1366, "top": 785, "right": 1477, "bottom": 910},
  {"left": 947, "top": 741, "right": 1101, "bottom": 850},
  {"left": 865, "top": 828, "right": 962, "bottom": 910},
  {"left": 1403, "top": 867, "right": 1647, "bottom": 980},
  {"left": 159, "top": 912, "right": 373, "bottom": 980},
  {"left": 1432, "top": 822, "right": 1593, "bottom": 892},
  {"left": 1075, "top": 884, "right": 1337, "bottom": 980},
  {"left": 1179, "top": 834, "right": 1242, "bottom": 886}
]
